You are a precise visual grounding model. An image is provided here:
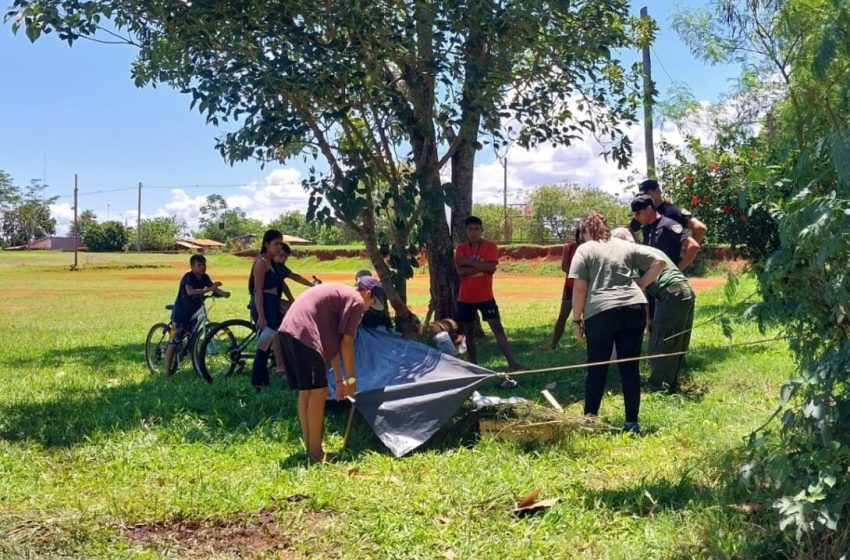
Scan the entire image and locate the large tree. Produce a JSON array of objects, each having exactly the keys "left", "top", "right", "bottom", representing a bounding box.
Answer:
[
  {"left": 7, "top": 0, "right": 640, "bottom": 331},
  {"left": 674, "top": 1, "right": 850, "bottom": 553},
  {"left": 0, "top": 176, "right": 57, "bottom": 247},
  {"left": 196, "top": 195, "right": 264, "bottom": 242},
  {"left": 526, "top": 183, "right": 630, "bottom": 242}
]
